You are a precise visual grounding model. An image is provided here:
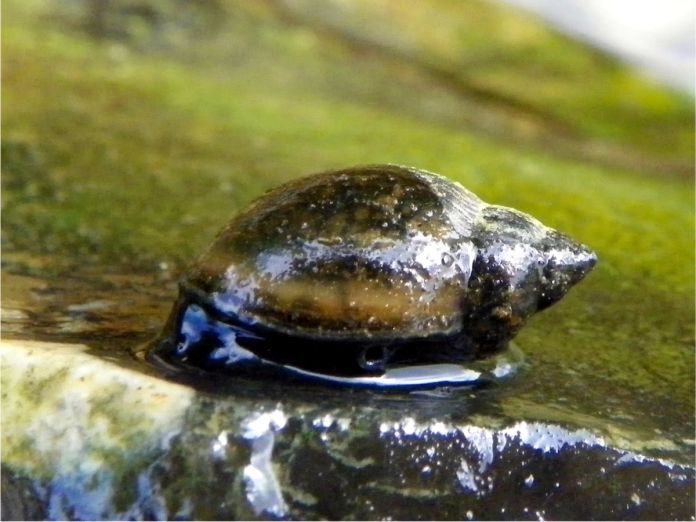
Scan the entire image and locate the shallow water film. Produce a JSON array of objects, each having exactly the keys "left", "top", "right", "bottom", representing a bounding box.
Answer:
[{"left": 2, "top": 1, "right": 694, "bottom": 520}]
